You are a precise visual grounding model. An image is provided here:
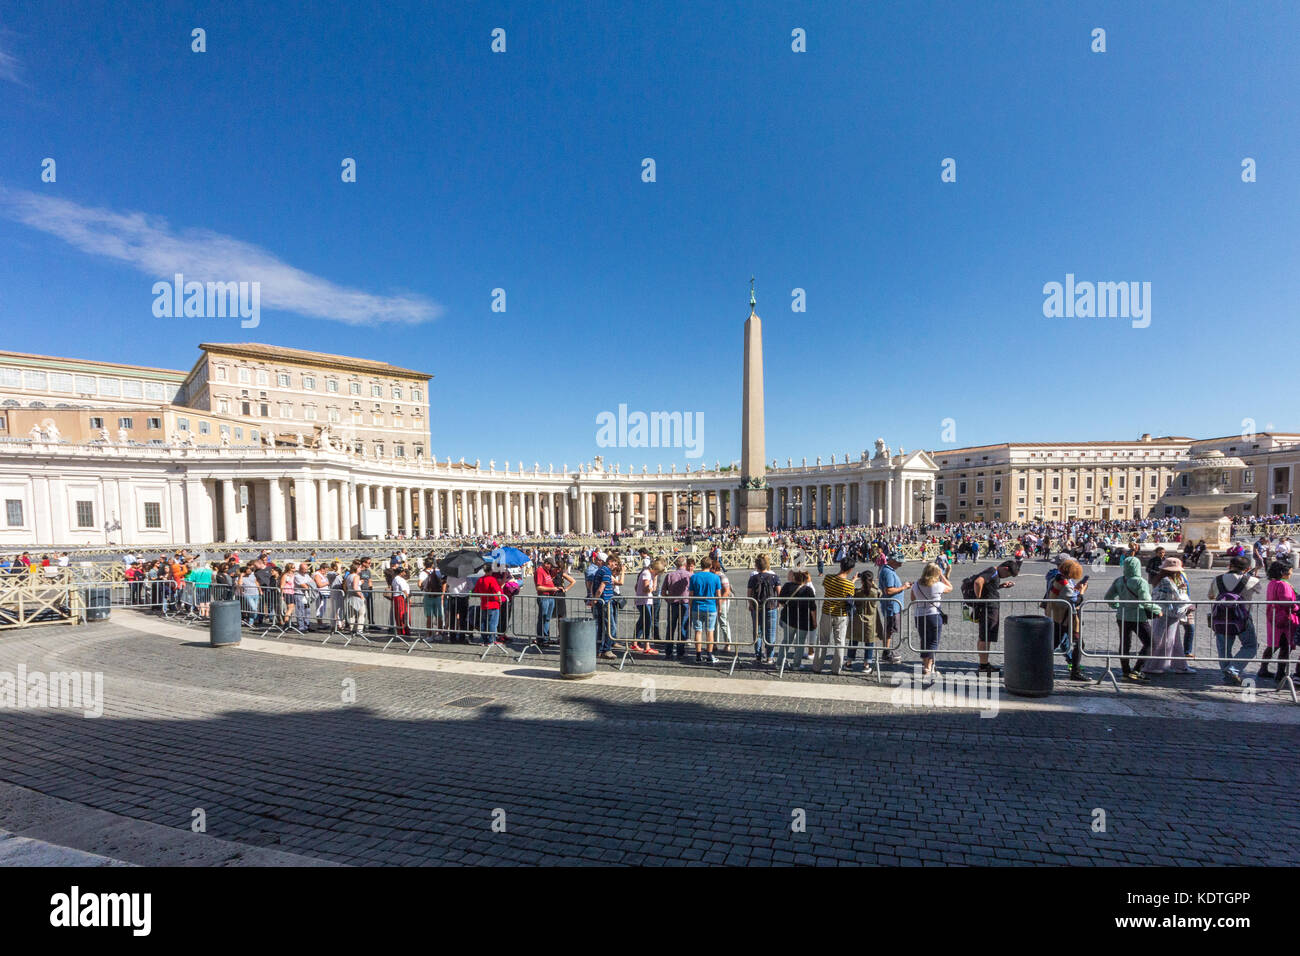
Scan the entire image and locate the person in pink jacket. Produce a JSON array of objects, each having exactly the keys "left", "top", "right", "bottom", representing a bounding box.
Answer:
[{"left": 1261, "top": 561, "right": 1300, "bottom": 684}]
